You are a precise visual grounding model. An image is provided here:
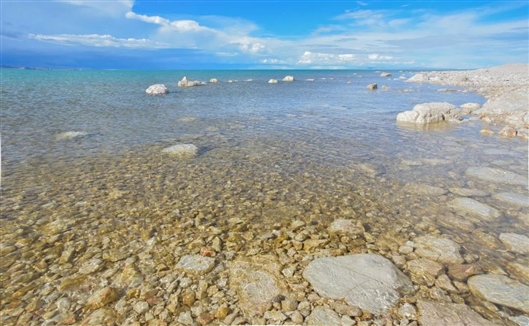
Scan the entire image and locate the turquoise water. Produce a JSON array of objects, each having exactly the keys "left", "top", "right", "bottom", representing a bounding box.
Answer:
[{"left": 2, "top": 69, "right": 487, "bottom": 167}]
